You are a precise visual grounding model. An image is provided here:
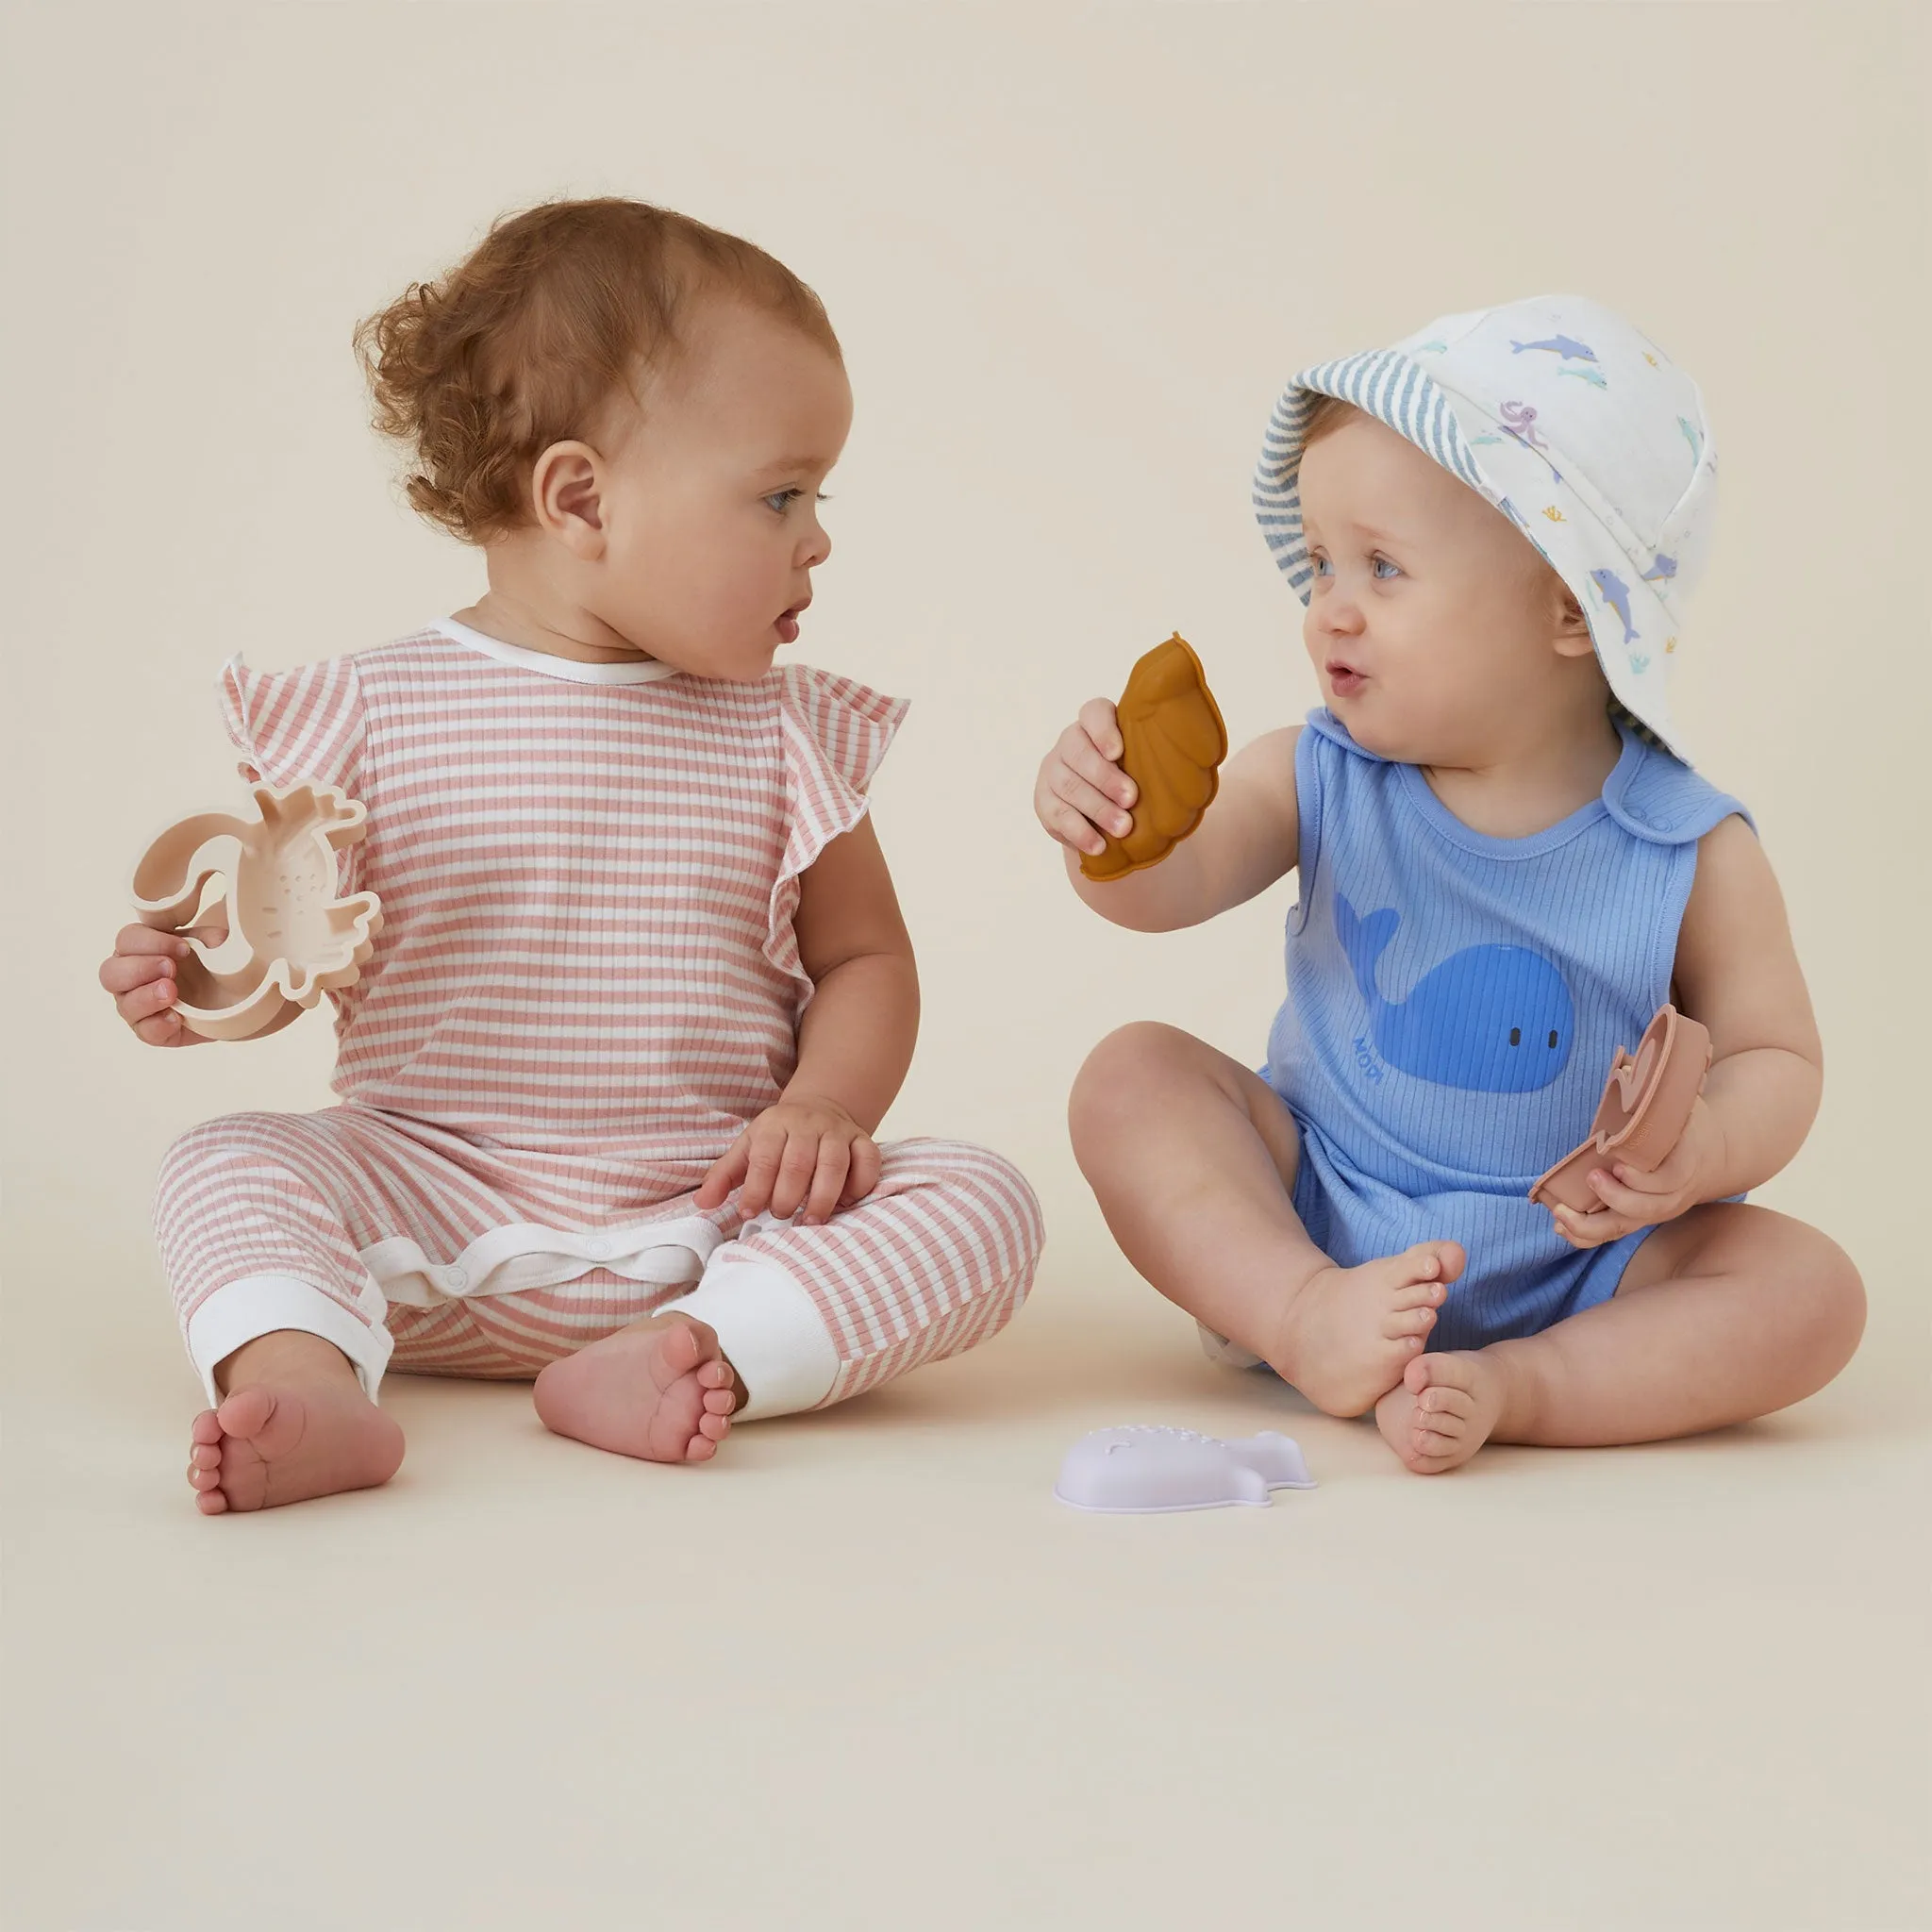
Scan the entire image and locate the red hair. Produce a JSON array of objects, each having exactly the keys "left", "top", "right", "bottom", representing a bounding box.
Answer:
[{"left": 354, "top": 197, "right": 841, "bottom": 544}]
